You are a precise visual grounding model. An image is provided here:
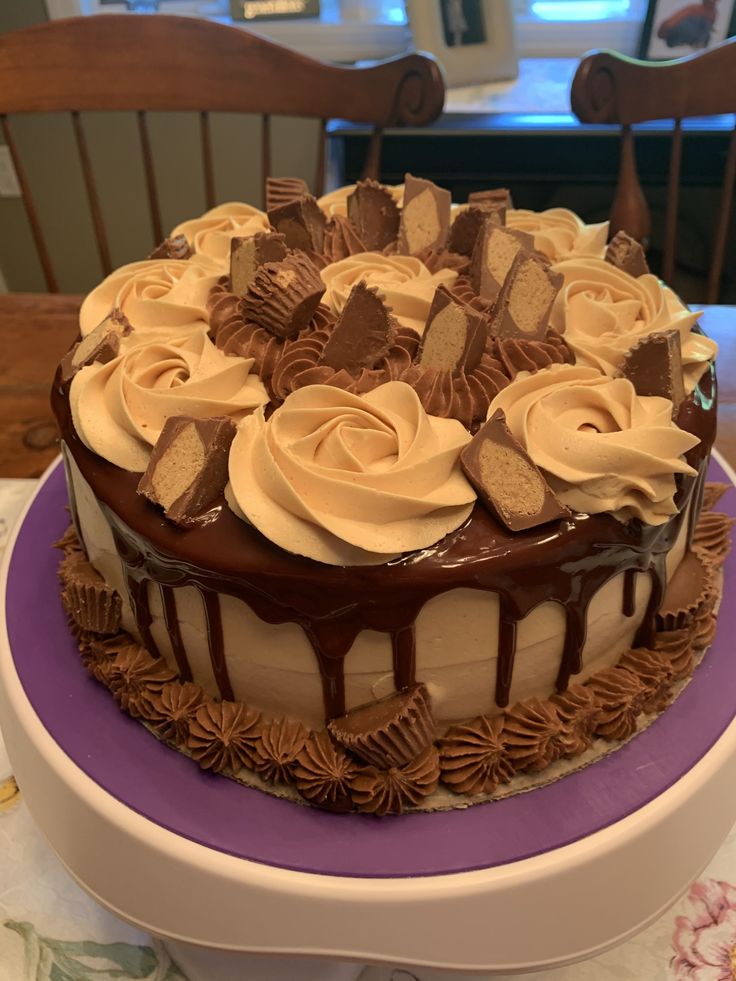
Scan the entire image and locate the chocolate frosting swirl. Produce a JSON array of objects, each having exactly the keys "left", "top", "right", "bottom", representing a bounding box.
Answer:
[
  {"left": 653, "top": 627, "right": 696, "bottom": 681},
  {"left": 79, "top": 631, "right": 123, "bottom": 686},
  {"left": 619, "top": 648, "right": 674, "bottom": 713},
  {"left": 187, "top": 700, "right": 262, "bottom": 773},
  {"left": 322, "top": 215, "right": 367, "bottom": 262},
  {"left": 692, "top": 511, "right": 735, "bottom": 566},
  {"left": 489, "top": 329, "right": 574, "bottom": 379},
  {"left": 144, "top": 680, "right": 206, "bottom": 745},
  {"left": 549, "top": 684, "right": 601, "bottom": 757},
  {"left": 108, "top": 644, "right": 176, "bottom": 718},
  {"left": 586, "top": 666, "right": 645, "bottom": 741},
  {"left": 399, "top": 356, "right": 510, "bottom": 430},
  {"left": 702, "top": 481, "right": 731, "bottom": 512},
  {"left": 502, "top": 696, "right": 566, "bottom": 772},
  {"left": 349, "top": 746, "right": 440, "bottom": 815},
  {"left": 293, "top": 731, "right": 359, "bottom": 812},
  {"left": 438, "top": 715, "right": 514, "bottom": 796},
  {"left": 252, "top": 717, "right": 310, "bottom": 785}
]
